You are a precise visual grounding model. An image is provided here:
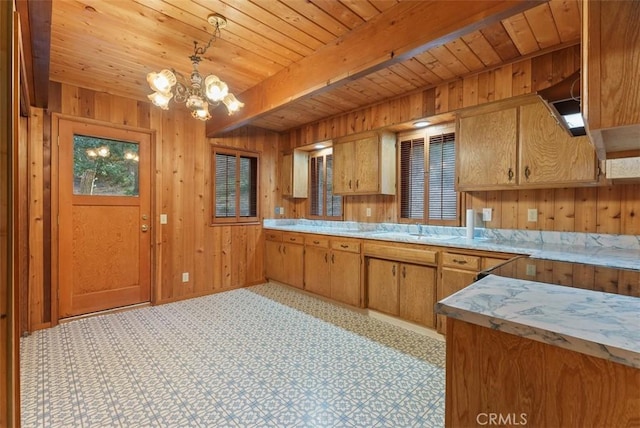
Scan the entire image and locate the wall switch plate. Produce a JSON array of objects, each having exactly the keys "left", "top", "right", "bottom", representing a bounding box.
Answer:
[
  {"left": 526, "top": 264, "right": 536, "bottom": 276},
  {"left": 366, "top": 207, "right": 372, "bottom": 217},
  {"left": 527, "top": 208, "right": 538, "bottom": 222},
  {"left": 278, "top": 207, "right": 285, "bottom": 215},
  {"left": 482, "top": 208, "right": 492, "bottom": 222},
  {"left": 160, "top": 214, "right": 168, "bottom": 224},
  {"left": 182, "top": 272, "right": 189, "bottom": 282}
]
